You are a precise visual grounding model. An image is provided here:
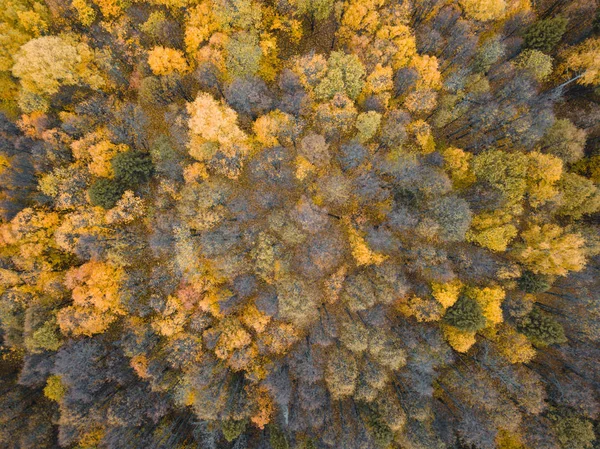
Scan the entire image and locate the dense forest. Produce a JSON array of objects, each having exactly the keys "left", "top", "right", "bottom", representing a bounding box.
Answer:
[{"left": 0, "top": 0, "right": 600, "bottom": 447}]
